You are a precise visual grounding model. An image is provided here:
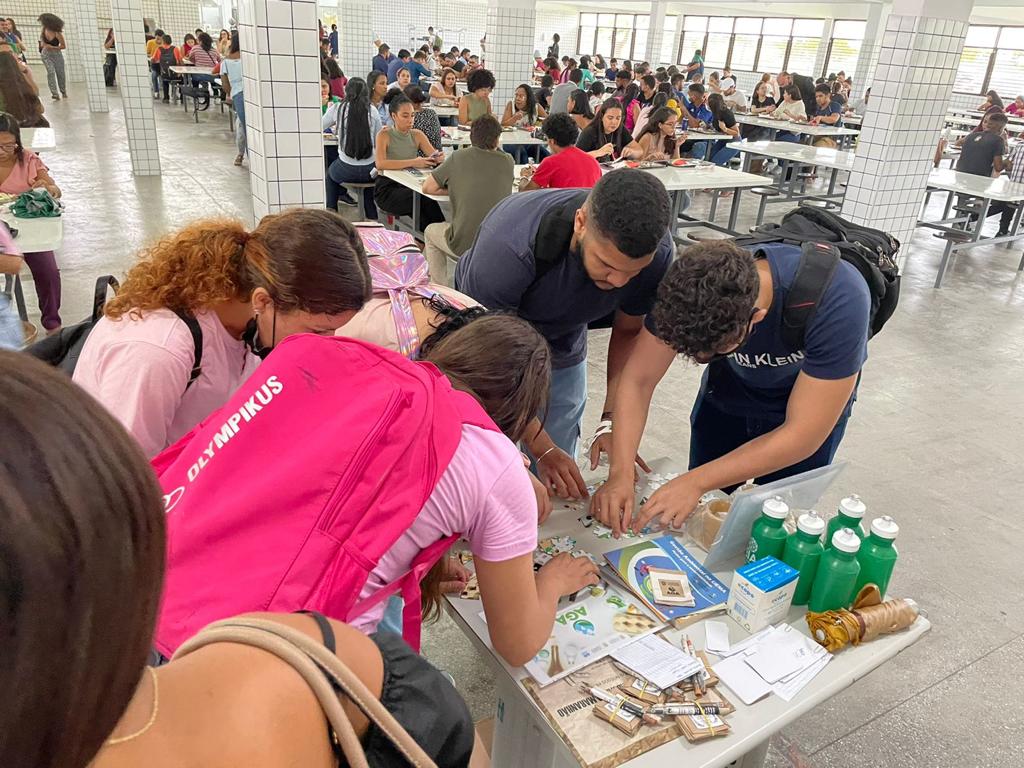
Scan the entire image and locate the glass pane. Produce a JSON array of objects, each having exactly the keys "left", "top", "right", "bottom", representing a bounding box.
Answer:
[
  {"left": 635, "top": 15, "right": 649, "bottom": 30},
  {"left": 730, "top": 34, "right": 759, "bottom": 70},
  {"left": 704, "top": 33, "right": 730, "bottom": 68},
  {"left": 595, "top": 28, "right": 613, "bottom": 58},
  {"left": 708, "top": 17, "right": 734, "bottom": 33},
  {"left": 616, "top": 14, "right": 634, "bottom": 26},
  {"left": 633, "top": 30, "right": 648, "bottom": 60},
  {"left": 997, "top": 27, "right": 1023, "bottom": 50},
  {"left": 990, "top": 48, "right": 1024, "bottom": 96},
  {"left": 826, "top": 39, "right": 862, "bottom": 77},
  {"left": 680, "top": 32, "right": 705, "bottom": 63},
  {"left": 965, "top": 25, "right": 999, "bottom": 47},
  {"left": 954, "top": 46, "right": 992, "bottom": 93},
  {"left": 833, "top": 20, "right": 866, "bottom": 39},
  {"left": 581, "top": 13, "right": 598, "bottom": 25},
  {"left": 613, "top": 29, "right": 634, "bottom": 58},
  {"left": 579, "top": 27, "right": 597, "bottom": 55},
  {"left": 661, "top": 27, "right": 678, "bottom": 64},
  {"left": 762, "top": 18, "right": 792, "bottom": 36},
  {"left": 758, "top": 36, "right": 788, "bottom": 72},
  {"left": 787, "top": 37, "right": 820, "bottom": 74},
  {"left": 664, "top": 15, "right": 678, "bottom": 33},
  {"left": 734, "top": 17, "right": 762, "bottom": 35},
  {"left": 793, "top": 19, "right": 825, "bottom": 37},
  {"left": 684, "top": 15, "right": 708, "bottom": 32},
  {"left": 598, "top": 14, "right": 615, "bottom": 26}
]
